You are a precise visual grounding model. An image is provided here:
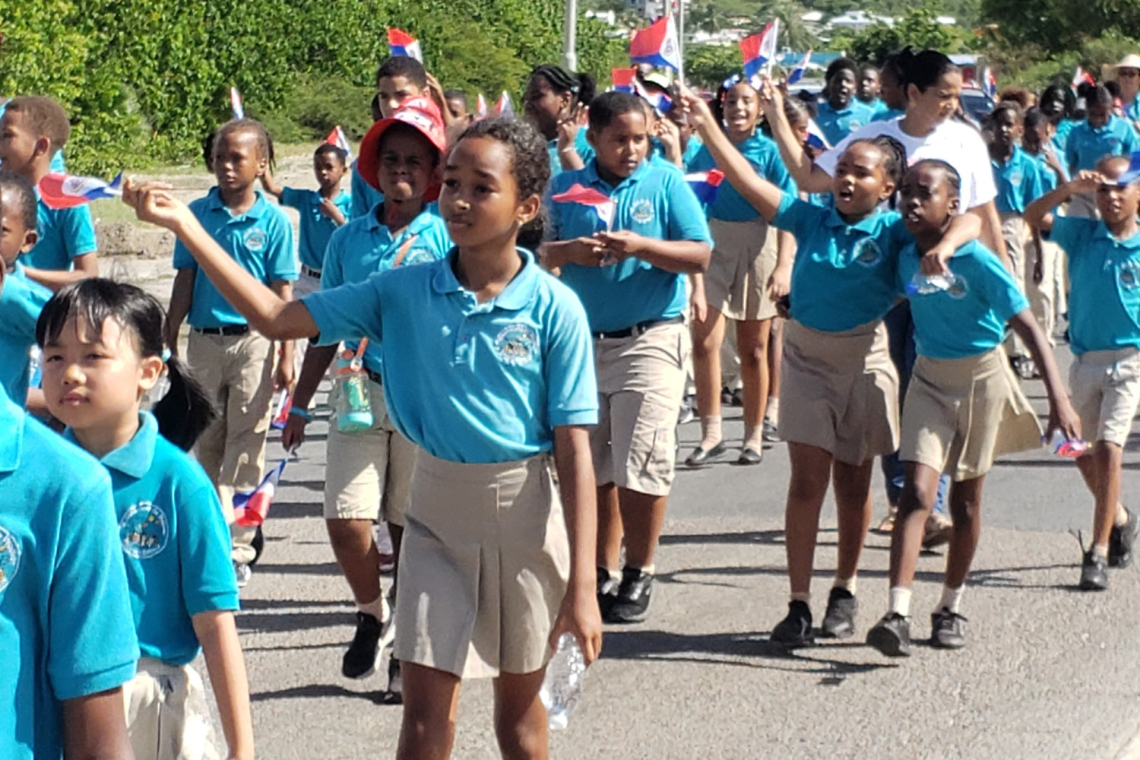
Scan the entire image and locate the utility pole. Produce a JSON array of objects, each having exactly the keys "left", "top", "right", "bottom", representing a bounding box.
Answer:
[{"left": 563, "top": 0, "right": 578, "bottom": 71}]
